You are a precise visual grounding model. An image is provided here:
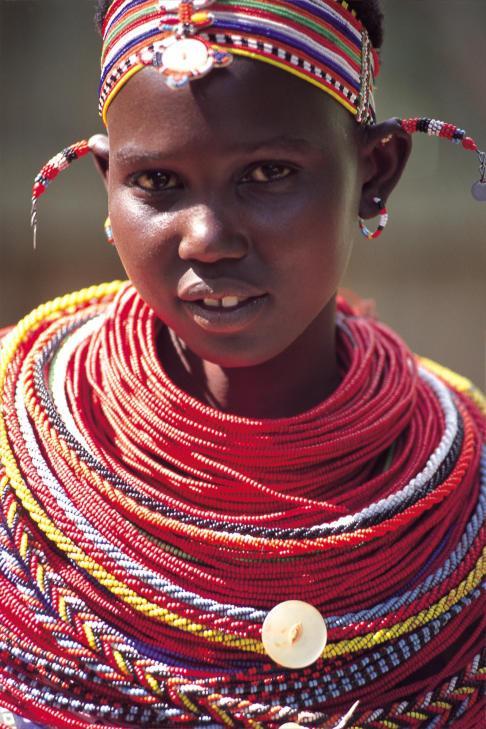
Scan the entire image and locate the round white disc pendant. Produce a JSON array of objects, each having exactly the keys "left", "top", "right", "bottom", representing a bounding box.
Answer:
[
  {"left": 261, "top": 600, "right": 327, "bottom": 669},
  {"left": 162, "top": 38, "right": 209, "bottom": 74}
]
